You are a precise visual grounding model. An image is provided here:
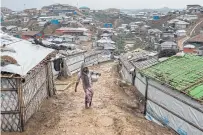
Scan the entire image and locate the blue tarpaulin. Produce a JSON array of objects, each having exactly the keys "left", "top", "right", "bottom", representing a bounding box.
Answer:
[
  {"left": 104, "top": 23, "right": 113, "bottom": 28},
  {"left": 51, "top": 20, "right": 59, "bottom": 25},
  {"left": 153, "top": 16, "right": 160, "bottom": 20},
  {"left": 36, "top": 33, "right": 42, "bottom": 36}
]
